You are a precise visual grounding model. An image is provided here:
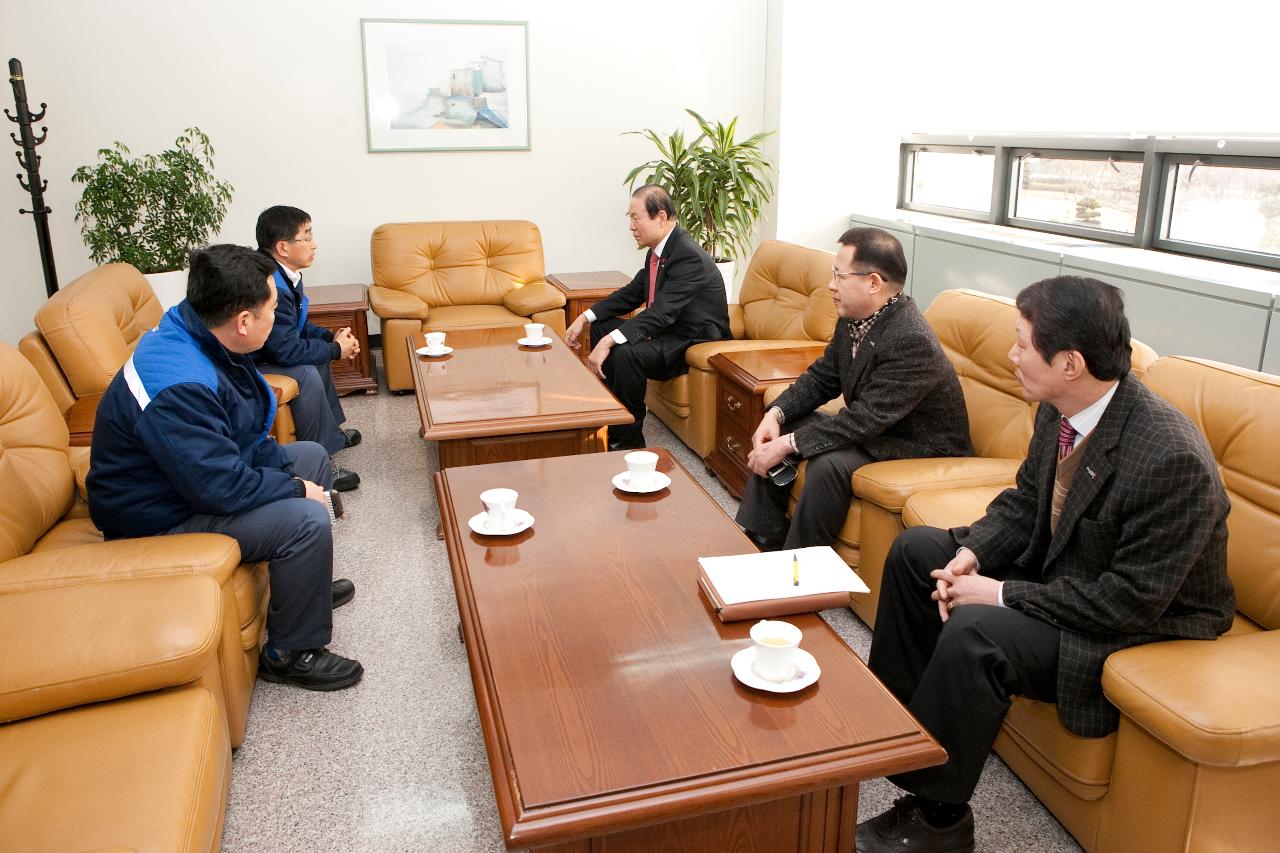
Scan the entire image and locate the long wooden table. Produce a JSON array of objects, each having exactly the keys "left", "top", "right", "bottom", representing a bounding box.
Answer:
[
  {"left": 408, "top": 327, "right": 633, "bottom": 468},
  {"left": 436, "top": 449, "right": 945, "bottom": 852}
]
